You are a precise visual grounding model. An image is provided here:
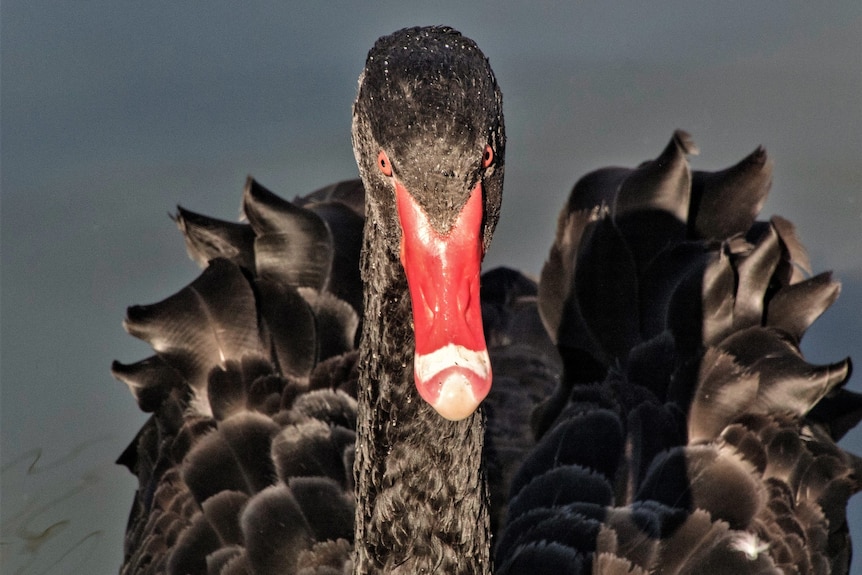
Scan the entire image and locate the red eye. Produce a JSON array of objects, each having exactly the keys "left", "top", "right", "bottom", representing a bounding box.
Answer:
[
  {"left": 378, "top": 151, "right": 393, "bottom": 177},
  {"left": 482, "top": 145, "right": 494, "bottom": 168}
]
